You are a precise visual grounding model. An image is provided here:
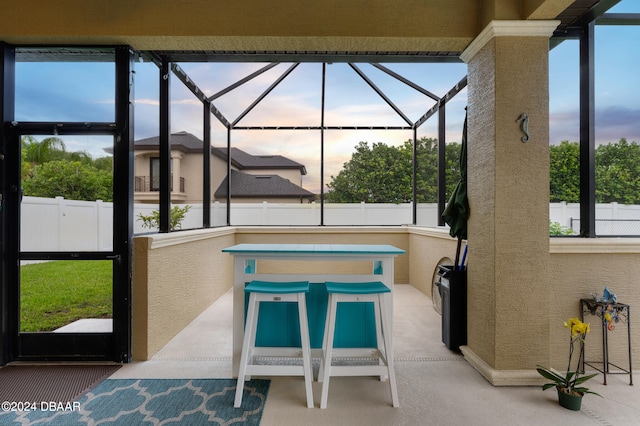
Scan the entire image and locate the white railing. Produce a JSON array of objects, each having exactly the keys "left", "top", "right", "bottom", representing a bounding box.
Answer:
[{"left": 19, "top": 197, "right": 640, "bottom": 252}]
